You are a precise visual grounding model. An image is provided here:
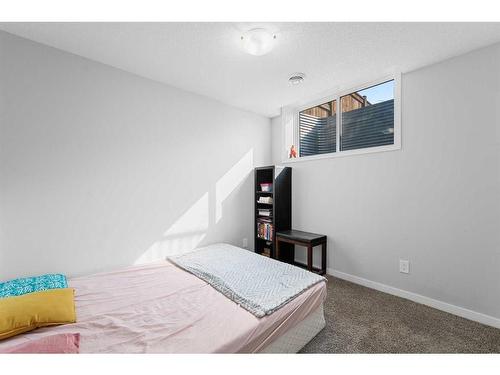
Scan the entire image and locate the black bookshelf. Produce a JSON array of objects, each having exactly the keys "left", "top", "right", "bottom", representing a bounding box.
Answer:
[{"left": 254, "top": 166, "right": 292, "bottom": 261}]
